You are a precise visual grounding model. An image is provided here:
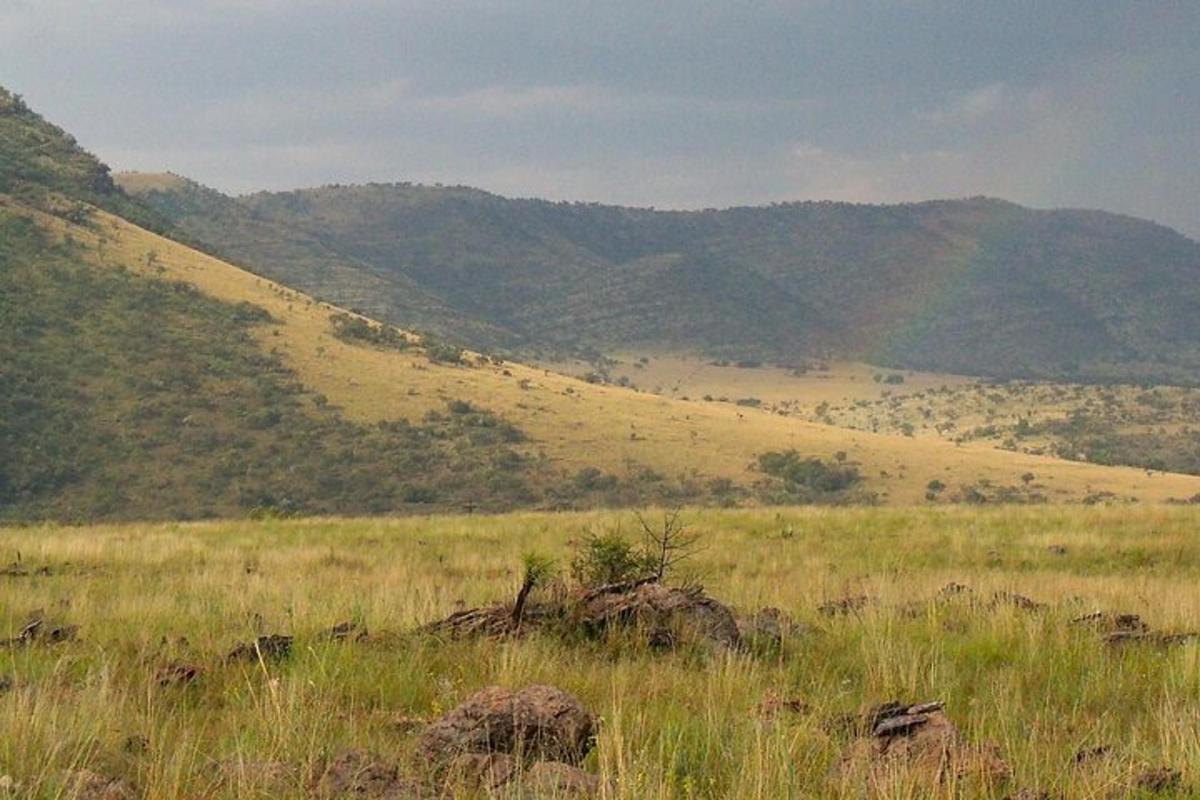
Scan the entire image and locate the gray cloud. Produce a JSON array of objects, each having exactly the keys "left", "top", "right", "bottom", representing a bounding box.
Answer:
[{"left": 3, "top": 1, "right": 1197, "bottom": 237}]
